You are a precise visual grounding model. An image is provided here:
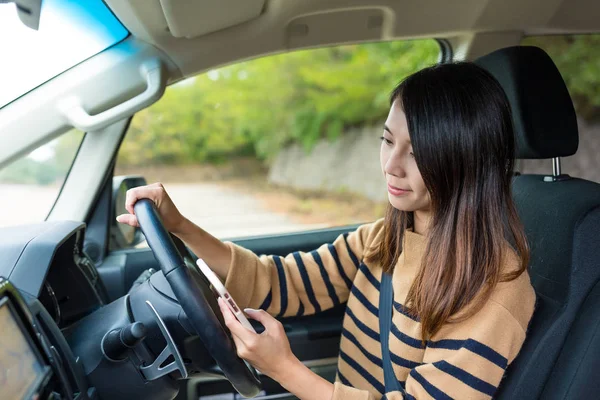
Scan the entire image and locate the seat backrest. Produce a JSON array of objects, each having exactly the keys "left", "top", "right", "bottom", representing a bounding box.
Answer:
[{"left": 475, "top": 46, "right": 600, "bottom": 399}]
